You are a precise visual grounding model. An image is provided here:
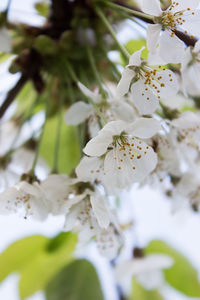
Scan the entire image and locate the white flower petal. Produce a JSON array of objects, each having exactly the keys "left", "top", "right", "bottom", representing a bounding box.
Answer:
[
  {"left": 0, "top": 181, "right": 48, "bottom": 220},
  {"left": 90, "top": 194, "right": 110, "bottom": 229},
  {"left": 117, "top": 68, "right": 135, "bottom": 96},
  {"left": 194, "top": 40, "right": 200, "bottom": 53},
  {"left": 78, "top": 82, "right": 101, "bottom": 103},
  {"left": 65, "top": 101, "right": 92, "bottom": 125},
  {"left": 0, "top": 186, "right": 20, "bottom": 214},
  {"left": 171, "top": 111, "right": 200, "bottom": 129},
  {"left": 75, "top": 156, "right": 104, "bottom": 182},
  {"left": 182, "top": 62, "right": 200, "bottom": 96},
  {"left": 115, "top": 254, "right": 173, "bottom": 282},
  {"left": 104, "top": 140, "right": 157, "bottom": 189},
  {"left": 147, "top": 24, "right": 162, "bottom": 53},
  {"left": 63, "top": 205, "right": 81, "bottom": 231},
  {"left": 141, "top": 0, "right": 162, "bottom": 16},
  {"left": 0, "top": 28, "right": 12, "bottom": 52},
  {"left": 97, "top": 225, "right": 122, "bottom": 259},
  {"left": 182, "top": 10, "right": 200, "bottom": 36},
  {"left": 41, "top": 174, "right": 72, "bottom": 215},
  {"left": 84, "top": 120, "right": 128, "bottom": 156},
  {"left": 159, "top": 31, "right": 185, "bottom": 64},
  {"left": 130, "top": 79, "right": 160, "bottom": 115},
  {"left": 112, "top": 102, "right": 135, "bottom": 122},
  {"left": 169, "top": 0, "right": 200, "bottom": 13},
  {"left": 147, "top": 50, "right": 167, "bottom": 65},
  {"left": 128, "top": 118, "right": 161, "bottom": 139},
  {"left": 181, "top": 47, "right": 193, "bottom": 71},
  {"left": 102, "top": 120, "right": 127, "bottom": 136},
  {"left": 154, "top": 70, "right": 179, "bottom": 98},
  {"left": 83, "top": 131, "right": 113, "bottom": 157},
  {"left": 128, "top": 48, "right": 144, "bottom": 67}
]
